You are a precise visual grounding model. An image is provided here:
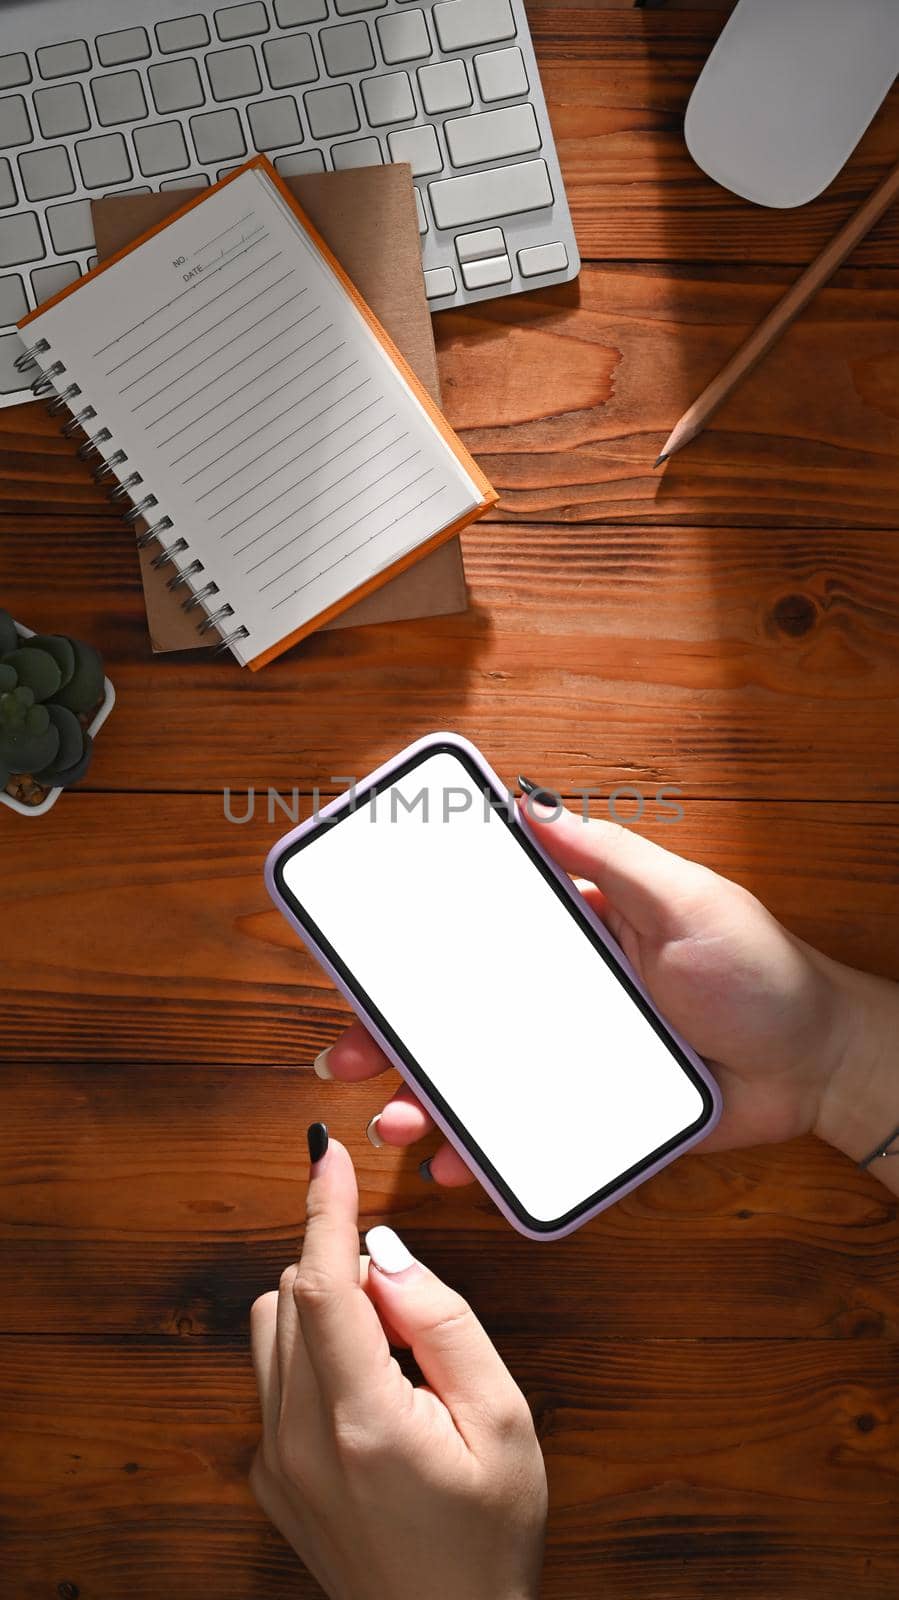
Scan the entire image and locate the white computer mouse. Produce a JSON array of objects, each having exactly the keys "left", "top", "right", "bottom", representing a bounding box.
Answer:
[{"left": 685, "top": 0, "right": 899, "bottom": 209}]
